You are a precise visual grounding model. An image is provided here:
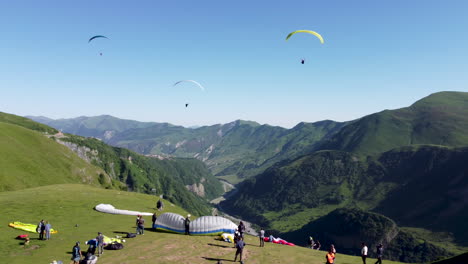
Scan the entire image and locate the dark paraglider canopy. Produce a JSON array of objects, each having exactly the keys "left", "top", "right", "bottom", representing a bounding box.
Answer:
[{"left": 88, "top": 35, "right": 108, "bottom": 43}]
